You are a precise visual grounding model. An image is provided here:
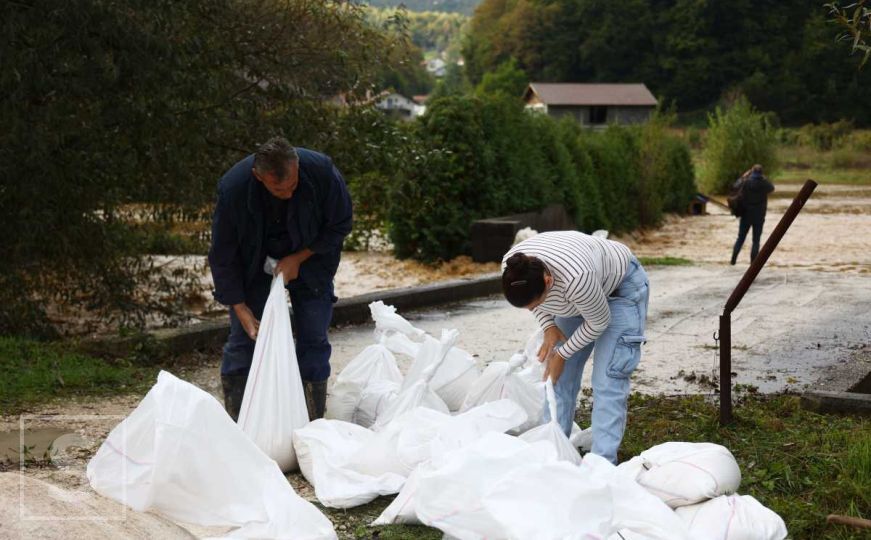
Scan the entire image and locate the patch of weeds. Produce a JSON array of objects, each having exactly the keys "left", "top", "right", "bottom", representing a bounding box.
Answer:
[
  {"left": 637, "top": 256, "right": 693, "bottom": 267},
  {"left": 617, "top": 394, "right": 871, "bottom": 539},
  {"left": 0, "top": 336, "right": 156, "bottom": 415}
]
